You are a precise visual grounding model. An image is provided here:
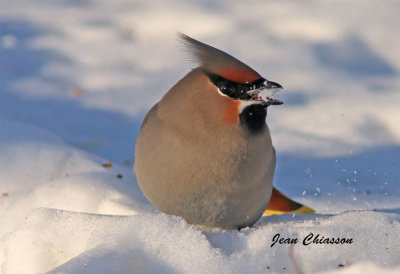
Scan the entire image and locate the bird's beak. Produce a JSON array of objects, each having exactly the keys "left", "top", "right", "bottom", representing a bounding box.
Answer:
[
  {"left": 265, "top": 81, "right": 283, "bottom": 89},
  {"left": 265, "top": 97, "right": 283, "bottom": 106},
  {"left": 246, "top": 80, "right": 283, "bottom": 106}
]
